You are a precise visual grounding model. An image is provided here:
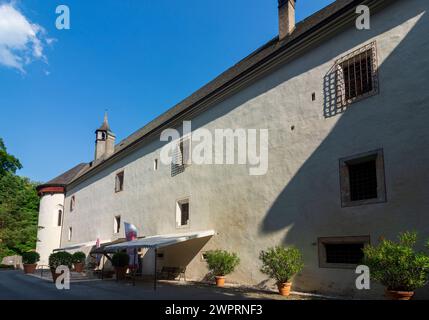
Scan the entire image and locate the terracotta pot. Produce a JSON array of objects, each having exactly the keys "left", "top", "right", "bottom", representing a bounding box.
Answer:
[
  {"left": 115, "top": 266, "right": 128, "bottom": 280},
  {"left": 277, "top": 282, "right": 292, "bottom": 297},
  {"left": 23, "top": 264, "right": 37, "bottom": 274},
  {"left": 386, "top": 289, "right": 415, "bottom": 300},
  {"left": 74, "top": 262, "right": 84, "bottom": 273},
  {"left": 215, "top": 276, "right": 226, "bottom": 287}
]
